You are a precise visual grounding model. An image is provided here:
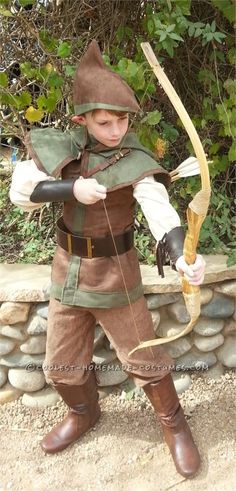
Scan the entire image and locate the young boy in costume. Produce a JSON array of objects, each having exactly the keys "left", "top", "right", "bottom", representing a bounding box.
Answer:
[{"left": 10, "top": 40, "right": 205, "bottom": 478}]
